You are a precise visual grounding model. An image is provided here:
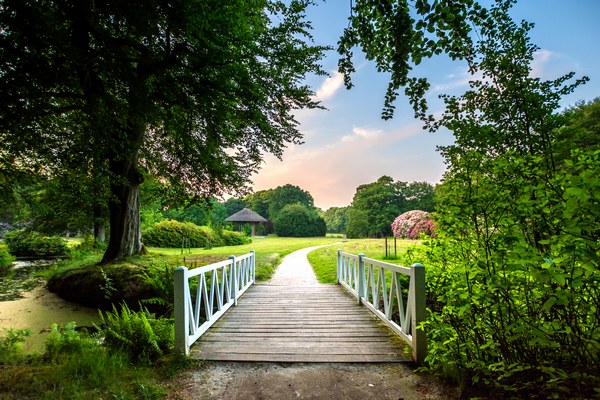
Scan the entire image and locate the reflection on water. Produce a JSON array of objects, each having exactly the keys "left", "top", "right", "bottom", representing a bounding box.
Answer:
[{"left": 0, "top": 261, "right": 100, "bottom": 352}]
